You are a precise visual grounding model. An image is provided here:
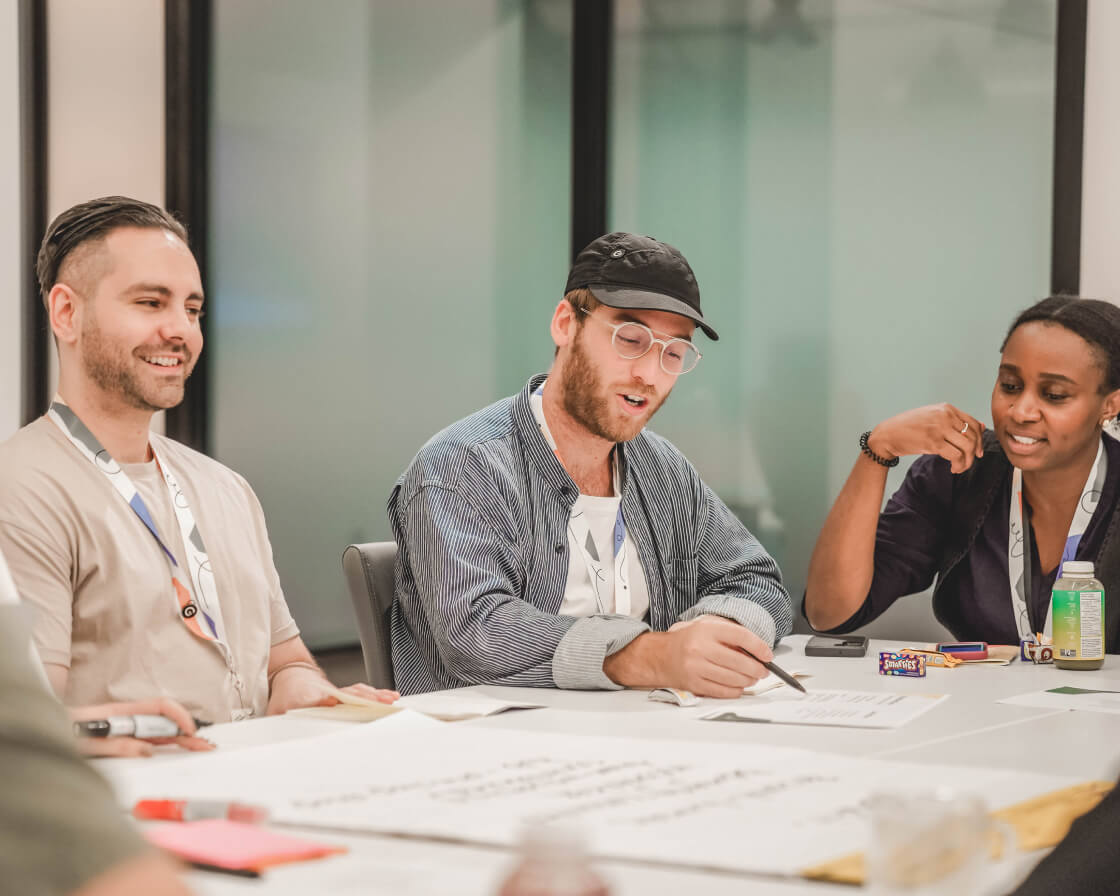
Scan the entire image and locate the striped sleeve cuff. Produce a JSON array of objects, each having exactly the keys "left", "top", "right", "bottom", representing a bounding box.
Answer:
[
  {"left": 552, "top": 615, "right": 651, "bottom": 690},
  {"left": 679, "top": 594, "right": 778, "bottom": 646}
]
